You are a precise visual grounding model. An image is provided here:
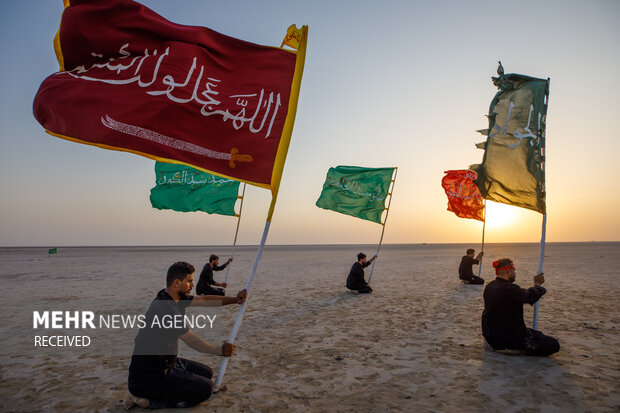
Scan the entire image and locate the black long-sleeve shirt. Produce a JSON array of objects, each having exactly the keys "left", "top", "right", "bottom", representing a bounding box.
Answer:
[
  {"left": 458, "top": 255, "right": 479, "bottom": 280},
  {"left": 482, "top": 278, "right": 546, "bottom": 350},
  {"left": 129, "top": 289, "right": 193, "bottom": 380},
  {"left": 346, "top": 261, "right": 371, "bottom": 290},
  {"left": 196, "top": 262, "right": 226, "bottom": 295}
]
